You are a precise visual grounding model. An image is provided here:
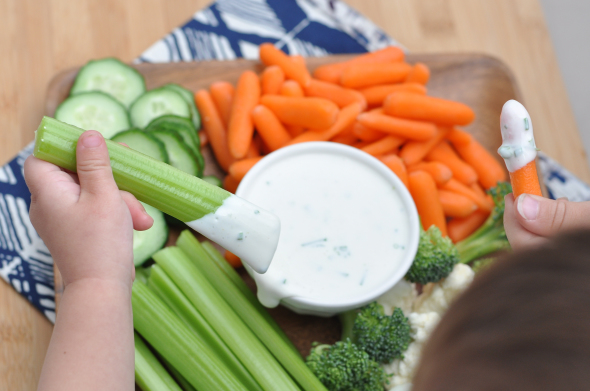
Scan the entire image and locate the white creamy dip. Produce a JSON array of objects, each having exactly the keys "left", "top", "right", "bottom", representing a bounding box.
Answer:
[
  {"left": 237, "top": 143, "right": 418, "bottom": 313},
  {"left": 498, "top": 100, "right": 537, "bottom": 172}
]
